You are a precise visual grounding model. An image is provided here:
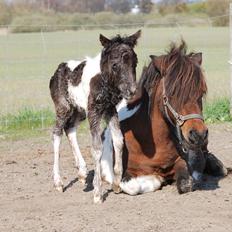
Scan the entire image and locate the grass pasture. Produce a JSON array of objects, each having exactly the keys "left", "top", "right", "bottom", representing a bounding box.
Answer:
[{"left": 0, "top": 26, "right": 230, "bottom": 137}]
